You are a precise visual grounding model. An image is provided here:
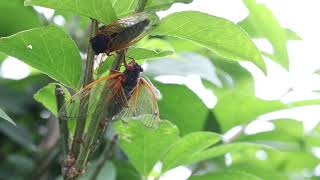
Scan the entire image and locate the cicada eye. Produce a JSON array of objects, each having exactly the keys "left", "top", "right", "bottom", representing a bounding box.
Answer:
[{"left": 90, "top": 34, "right": 110, "bottom": 54}]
